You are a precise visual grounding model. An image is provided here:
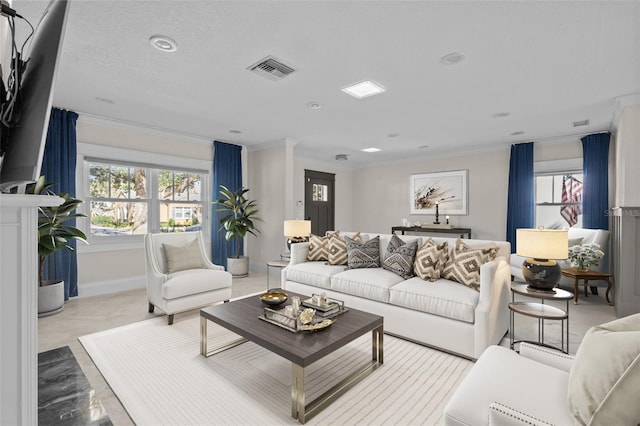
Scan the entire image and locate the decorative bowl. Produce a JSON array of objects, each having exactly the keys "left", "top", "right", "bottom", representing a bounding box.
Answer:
[{"left": 259, "top": 291, "right": 288, "bottom": 306}]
